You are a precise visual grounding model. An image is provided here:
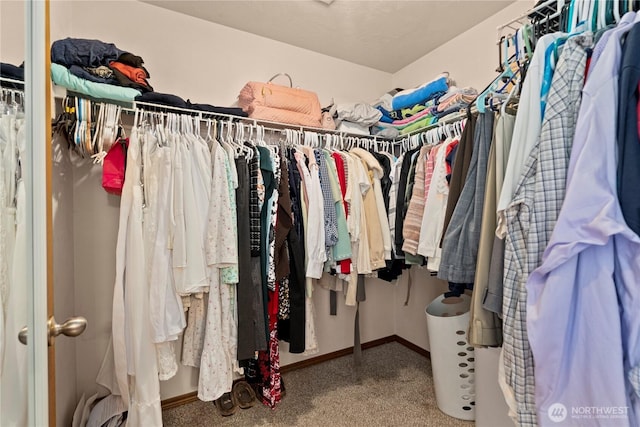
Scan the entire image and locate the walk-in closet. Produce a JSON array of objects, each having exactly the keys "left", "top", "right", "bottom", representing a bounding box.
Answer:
[{"left": 2, "top": 0, "right": 640, "bottom": 426}]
